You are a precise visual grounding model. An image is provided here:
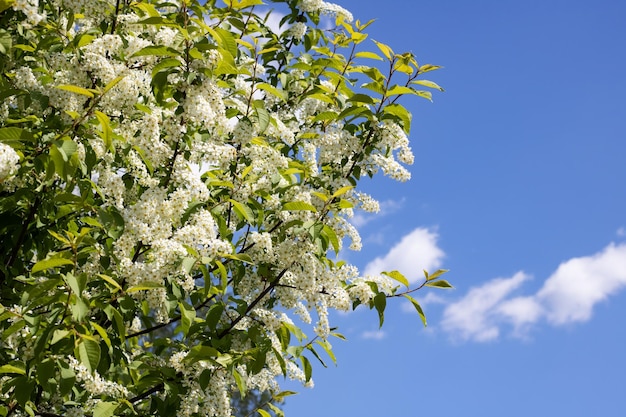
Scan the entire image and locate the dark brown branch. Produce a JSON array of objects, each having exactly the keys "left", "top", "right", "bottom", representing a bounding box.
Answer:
[
  {"left": 218, "top": 268, "right": 289, "bottom": 338},
  {"left": 130, "top": 382, "right": 164, "bottom": 403}
]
